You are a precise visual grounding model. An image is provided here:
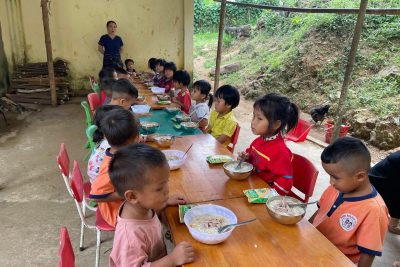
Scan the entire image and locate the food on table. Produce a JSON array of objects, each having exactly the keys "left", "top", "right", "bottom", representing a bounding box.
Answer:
[
  {"left": 157, "top": 95, "right": 170, "bottom": 101},
  {"left": 155, "top": 135, "right": 175, "bottom": 147},
  {"left": 206, "top": 155, "right": 233, "bottom": 164},
  {"left": 137, "top": 95, "right": 145, "bottom": 101},
  {"left": 189, "top": 215, "right": 229, "bottom": 234},
  {"left": 166, "top": 155, "right": 181, "bottom": 161},
  {"left": 243, "top": 188, "right": 270, "bottom": 203},
  {"left": 267, "top": 197, "right": 305, "bottom": 216},
  {"left": 157, "top": 100, "right": 172, "bottom": 105},
  {"left": 181, "top": 121, "right": 197, "bottom": 128},
  {"left": 179, "top": 204, "right": 198, "bottom": 223},
  {"left": 166, "top": 107, "right": 180, "bottom": 111},
  {"left": 224, "top": 162, "right": 253, "bottom": 173},
  {"left": 141, "top": 122, "right": 159, "bottom": 128},
  {"left": 175, "top": 114, "right": 190, "bottom": 122}
]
